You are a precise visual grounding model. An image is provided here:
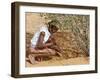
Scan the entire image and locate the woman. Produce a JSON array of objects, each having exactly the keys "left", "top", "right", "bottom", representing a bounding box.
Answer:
[{"left": 28, "top": 20, "right": 62, "bottom": 64}]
